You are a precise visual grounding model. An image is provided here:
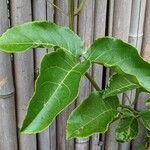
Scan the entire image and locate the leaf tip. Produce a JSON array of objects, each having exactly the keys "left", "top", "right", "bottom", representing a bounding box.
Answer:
[
  {"left": 20, "top": 126, "right": 29, "bottom": 134},
  {"left": 20, "top": 127, "right": 36, "bottom": 134},
  {"left": 20, "top": 124, "right": 35, "bottom": 134}
]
